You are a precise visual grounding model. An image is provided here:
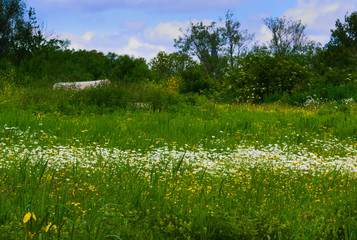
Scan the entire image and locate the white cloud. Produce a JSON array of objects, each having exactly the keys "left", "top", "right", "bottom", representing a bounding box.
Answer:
[
  {"left": 145, "top": 19, "right": 218, "bottom": 42},
  {"left": 116, "top": 37, "right": 167, "bottom": 59},
  {"left": 144, "top": 21, "right": 185, "bottom": 43},
  {"left": 46, "top": 1, "right": 357, "bottom": 60},
  {"left": 309, "top": 35, "right": 329, "bottom": 44},
  {"left": 284, "top": 0, "right": 320, "bottom": 25},
  {"left": 282, "top": 0, "right": 357, "bottom": 45},
  {"left": 321, "top": 3, "right": 340, "bottom": 13},
  {"left": 59, "top": 32, "right": 88, "bottom": 50},
  {"left": 256, "top": 24, "right": 272, "bottom": 45},
  {"left": 58, "top": 18, "right": 221, "bottom": 60},
  {"left": 60, "top": 30, "right": 168, "bottom": 60},
  {"left": 83, "top": 31, "right": 96, "bottom": 41},
  {"left": 59, "top": 31, "right": 122, "bottom": 53}
]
